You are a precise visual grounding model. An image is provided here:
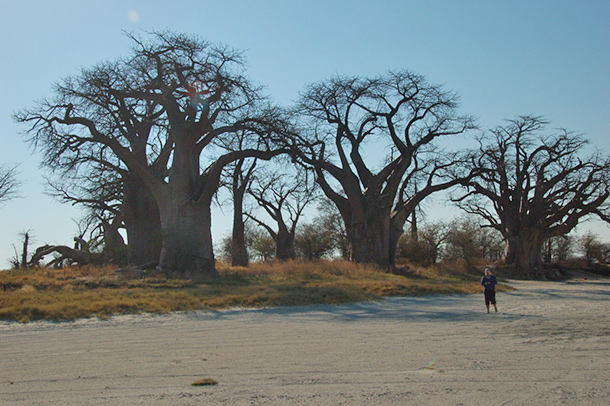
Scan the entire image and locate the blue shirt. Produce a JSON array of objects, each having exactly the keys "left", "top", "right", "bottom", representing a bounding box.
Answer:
[{"left": 481, "top": 274, "right": 497, "bottom": 291}]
